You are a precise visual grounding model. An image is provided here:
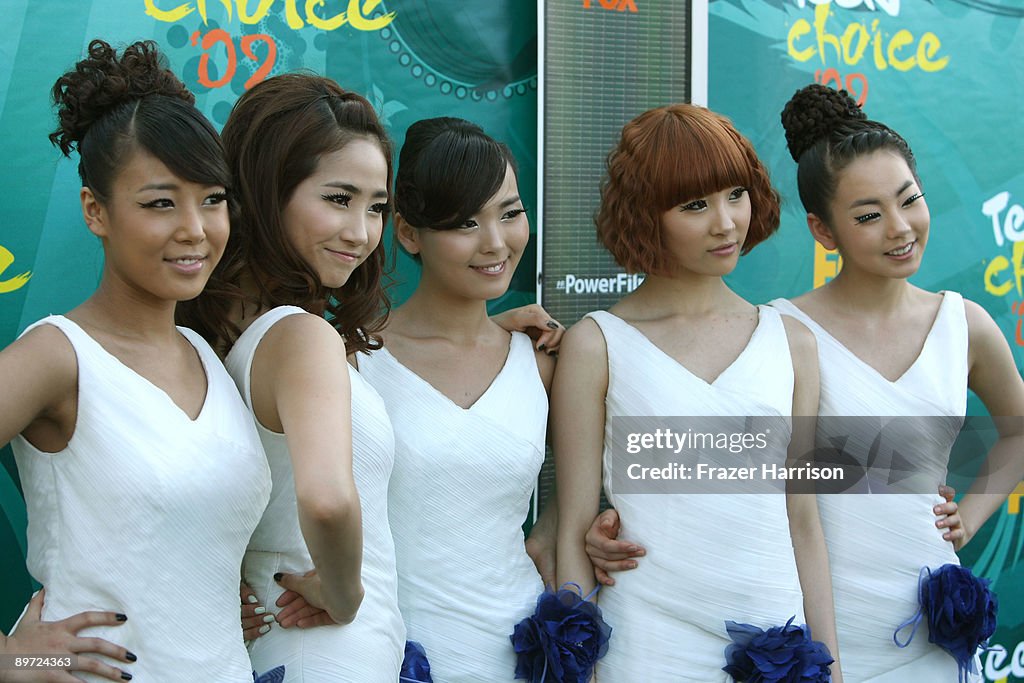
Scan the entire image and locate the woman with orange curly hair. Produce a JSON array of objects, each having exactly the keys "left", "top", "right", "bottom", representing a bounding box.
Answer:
[{"left": 553, "top": 104, "right": 842, "bottom": 681}]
